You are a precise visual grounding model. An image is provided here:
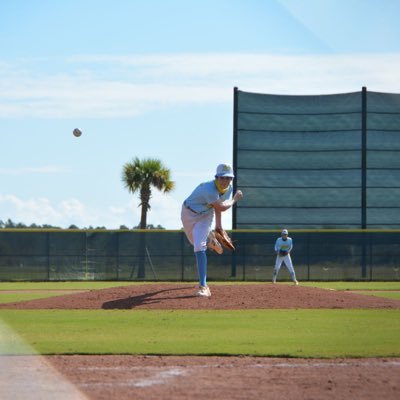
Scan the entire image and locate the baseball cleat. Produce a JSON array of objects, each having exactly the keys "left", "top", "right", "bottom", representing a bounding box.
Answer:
[
  {"left": 197, "top": 285, "right": 211, "bottom": 297},
  {"left": 207, "top": 231, "right": 223, "bottom": 254},
  {"left": 294, "top": 280, "right": 299, "bottom": 285}
]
